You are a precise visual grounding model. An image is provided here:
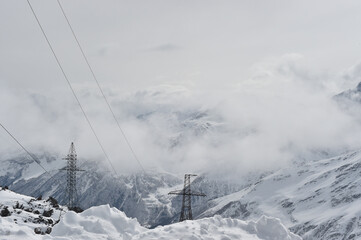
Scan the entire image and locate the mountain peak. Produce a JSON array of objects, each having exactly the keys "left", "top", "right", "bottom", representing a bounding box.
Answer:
[{"left": 356, "top": 82, "right": 361, "bottom": 92}]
